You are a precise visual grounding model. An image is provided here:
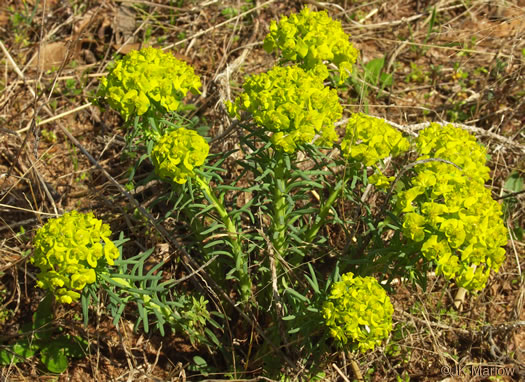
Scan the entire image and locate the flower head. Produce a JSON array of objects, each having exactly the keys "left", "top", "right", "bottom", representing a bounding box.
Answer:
[
  {"left": 416, "top": 123, "right": 490, "bottom": 183},
  {"left": 396, "top": 124, "right": 507, "bottom": 291},
  {"left": 227, "top": 65, "right": 342, "bottom": 153},
  {"left": 264, "top": 6, "right": 359, "bottom": 82},
  {"left": 341, "top": 113, "right": 410, "bottom": 166},
  {"left": 151, "top": 128, "right": 209, "bottom": 184},
  {"left": 31, "top": 211, "right": 119, "bottom": 304},
  {"left": 323, "top": 272, "right": 394, "bottom": 352},
  {"left": 369, "top": 169, "right": 395, "bottom": 189},
  {"left": 98, "top": 47, "right": 201, "bottom": 120}
]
